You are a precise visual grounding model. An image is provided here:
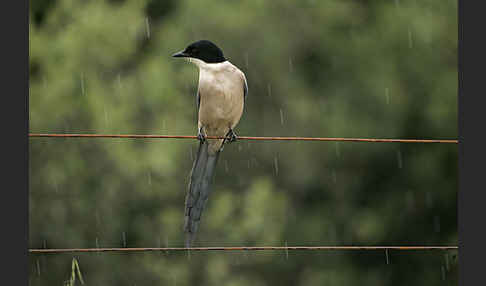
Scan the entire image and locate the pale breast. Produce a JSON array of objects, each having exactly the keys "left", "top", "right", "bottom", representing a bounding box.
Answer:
[{"left": 197, "top": 62, "right": 245, "bottom": 135}]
